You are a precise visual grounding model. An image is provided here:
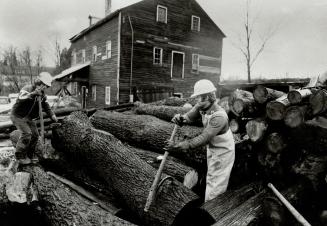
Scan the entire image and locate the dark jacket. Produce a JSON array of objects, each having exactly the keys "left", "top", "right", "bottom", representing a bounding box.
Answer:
[{"left": 11, "top": 85, "right": 54, "bottom": 119}]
